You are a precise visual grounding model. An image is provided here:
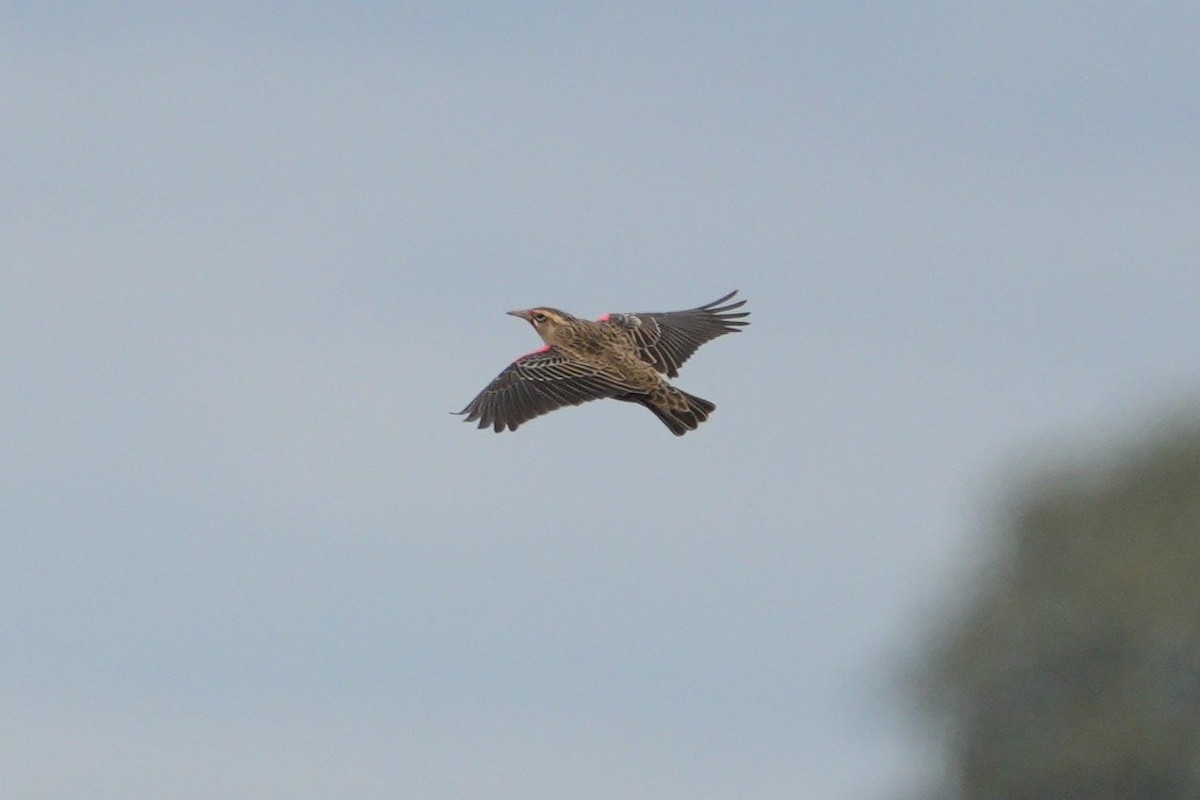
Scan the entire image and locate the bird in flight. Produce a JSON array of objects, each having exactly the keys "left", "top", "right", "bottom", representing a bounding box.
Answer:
[{"left": 457, "top": 291, "right": 749, "bottom": 435}]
